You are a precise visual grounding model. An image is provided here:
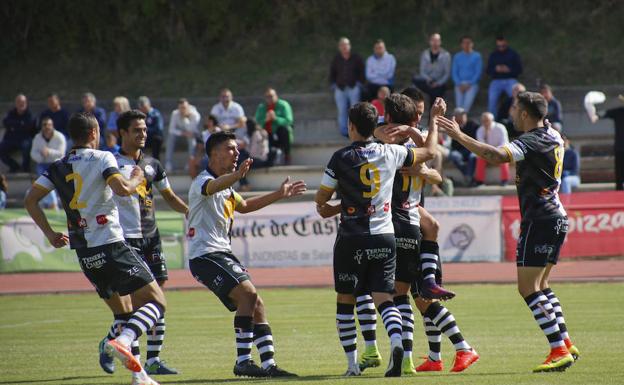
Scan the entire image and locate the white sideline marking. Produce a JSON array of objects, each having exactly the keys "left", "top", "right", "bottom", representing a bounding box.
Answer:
[{"left": 0, "top": 319, "right": 62, "bottom": 329}]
